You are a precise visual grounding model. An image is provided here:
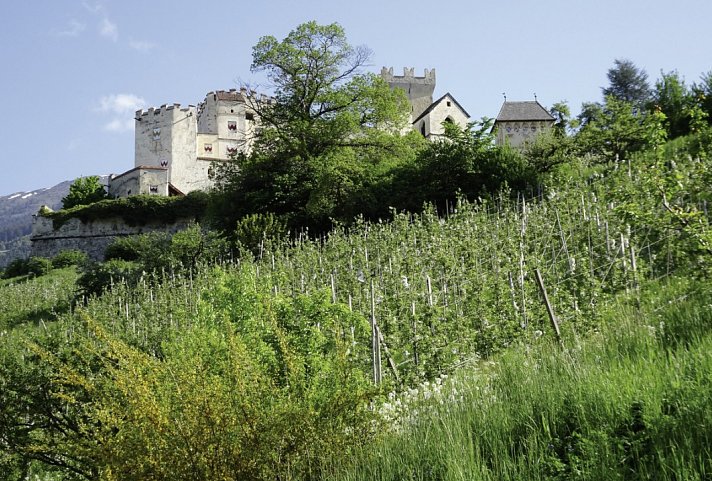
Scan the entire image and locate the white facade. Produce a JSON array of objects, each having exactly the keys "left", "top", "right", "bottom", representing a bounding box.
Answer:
[
  {"left": 110, "top": 89, "right": 257, "bottom": 198},
  {"left": 413, "top": 93, "right": 470, "bottom": 139},
  {"left": 494, "top": 120, "right": 553, "bottom": 148},
  {"left": 108, "top": 166, "right": 169, "bottom": 198}
]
